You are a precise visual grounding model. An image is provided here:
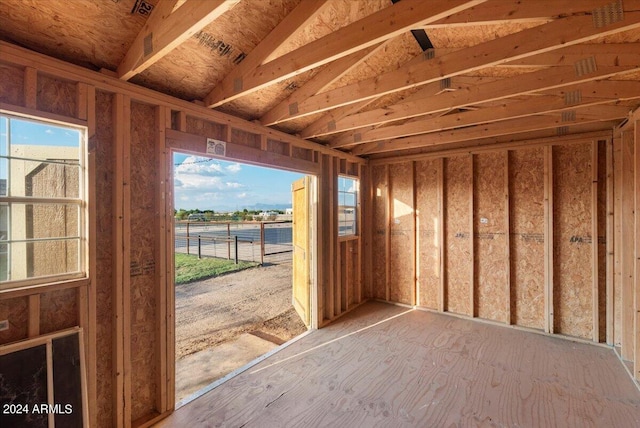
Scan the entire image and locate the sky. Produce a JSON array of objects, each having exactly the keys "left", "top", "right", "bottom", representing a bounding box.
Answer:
[
  {"left": 0, "top": 116, "right": 304, "bottom": 212},
  {"left": 173, "top": 153, "right": 304, "bottom": 212}
]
